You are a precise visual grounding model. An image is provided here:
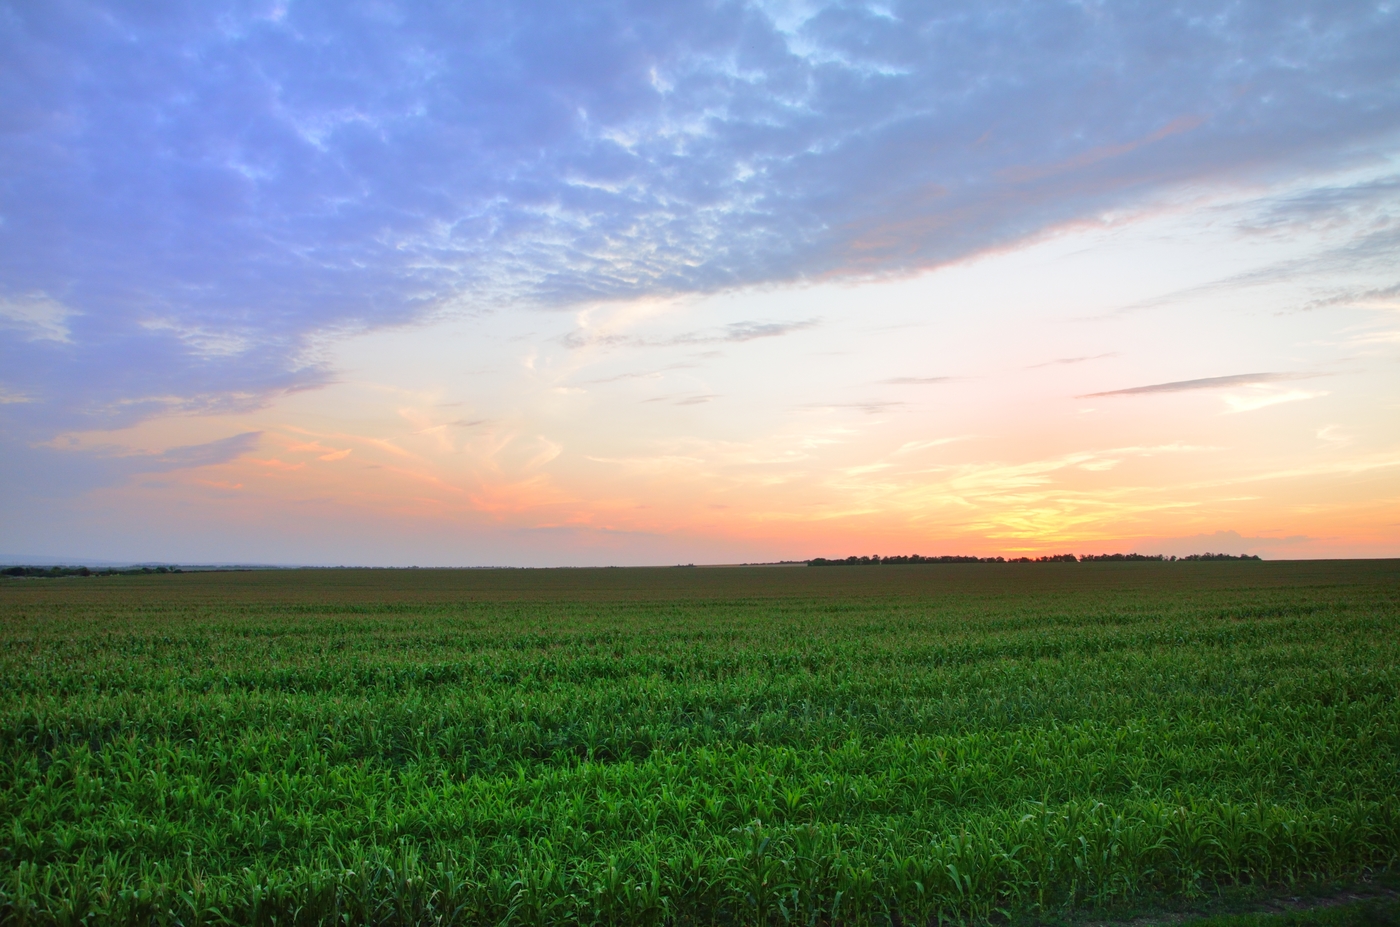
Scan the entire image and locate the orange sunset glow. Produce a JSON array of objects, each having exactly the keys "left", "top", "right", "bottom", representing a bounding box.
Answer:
[{"left": 3, "top": 4, "right": 1398, "bottom": 565}]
